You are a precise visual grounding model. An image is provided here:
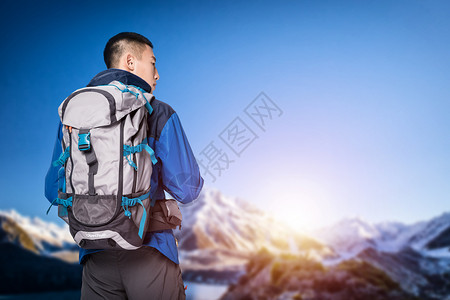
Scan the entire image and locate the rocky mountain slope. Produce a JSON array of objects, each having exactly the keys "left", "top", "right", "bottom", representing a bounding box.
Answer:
[
  {"left": 221, "top": 248, "right": 422, "bottom": 300},
  {"left": 220, "top": 211, "right": 450, "bottom": 299}
]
